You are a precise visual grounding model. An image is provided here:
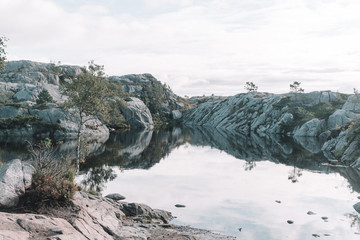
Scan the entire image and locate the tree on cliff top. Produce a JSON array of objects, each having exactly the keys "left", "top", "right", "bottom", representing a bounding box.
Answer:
[
  {"left": 290, "top": 81, "right": 304, "bottom": 93},
  {"left": 0, "top": 36, "right": 8, "bottom": 71},
  {"left": 61, "top": 61, "right": 109, "bottom": 173},
  {"left": 244, "top": 82, "right": 258, "bottom": 92}
]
